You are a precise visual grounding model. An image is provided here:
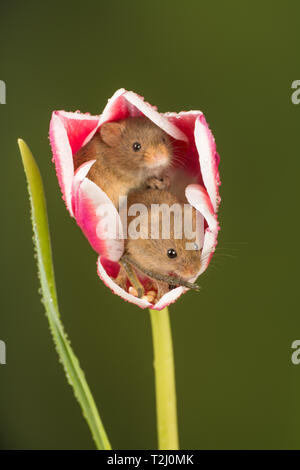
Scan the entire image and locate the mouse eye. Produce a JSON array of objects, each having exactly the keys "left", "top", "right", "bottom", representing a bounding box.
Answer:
[
  {"left": 162, "top": 136, "right": 166, "bottom": 143},
  {"left": 133, "top": 142, "right": 141, "bottom": 151},
  {"left": 167, "top": 248, "right": 177, "bottom": 259}
]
